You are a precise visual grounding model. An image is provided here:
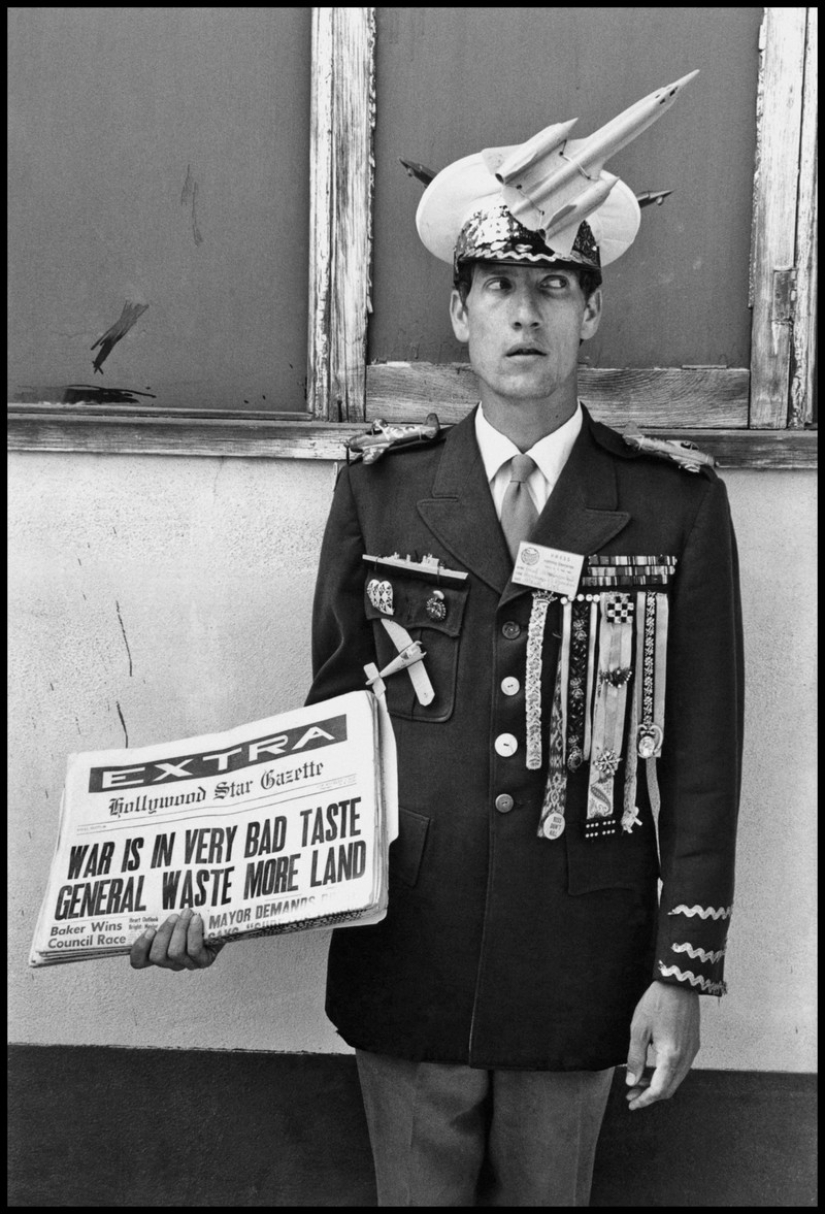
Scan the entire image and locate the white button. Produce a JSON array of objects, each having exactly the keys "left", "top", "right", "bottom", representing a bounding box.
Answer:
[
  {"left": 494, "top": 733, "right": 518, "bottom": 757},
  {"left": 501, "top": 677, "right": 520, "bottom": 696}
]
